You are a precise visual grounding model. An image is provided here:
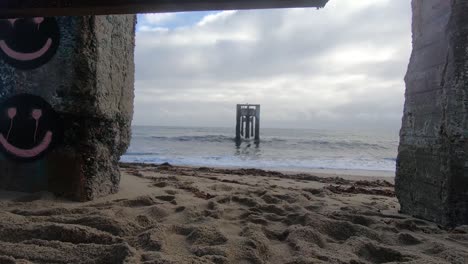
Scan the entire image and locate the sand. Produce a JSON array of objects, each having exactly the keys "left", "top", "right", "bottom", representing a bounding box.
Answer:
[{"left": 0, "top": 163, "right": 466, "bottom": 264}]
